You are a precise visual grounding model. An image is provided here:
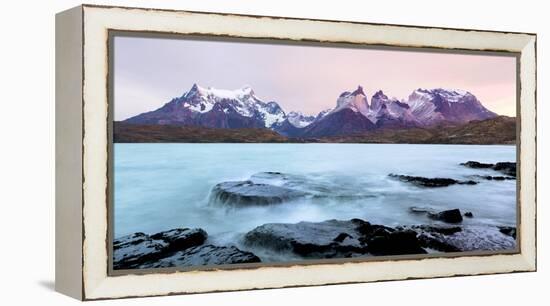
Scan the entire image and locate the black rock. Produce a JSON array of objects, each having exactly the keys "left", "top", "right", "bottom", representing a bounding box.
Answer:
[
  {"left": 493, "top": 162, "right": 516, "bottom": 177},
  {"left": 460, "top": 161, "right": 494, "bottom": 169},
  {"left": 409, "top": 207, "right": 465, "bottom": 224},
  {"left": 244, "top": 219, "right": 427, "bottom": 258},
  {"left": 464, "top": 212, "right": 474, "bottom": 218},
  {"left": 389, "top": 174, "right": 478, "bottom": 187},
  {"left": 150, "top": 228, "right": 207, "bottom": 253},
  {"left": 407, "top": 225, "right": 463, "bottom": 235},
  {"left": 417, "top": 234, "right": 462, "bottom": 252},
  {"left": 408, "top": 225, "right": 516, "bottom": 252},
  {"left": 428, "top": 209, "right": 464, "bottom": 223},
  {"left": 333, "top": 233, "right": 353, "bottom": 243},
  {"left": 140, "top": 245, "right": 261, "bottom": 268},
  {"left": 460, "top": 161, "right": 516, "bottom": 177},
  {"left": 473, "top": 175, "right": 515, "bottom": 181},
  {"left": 113, "top": 233, "right": 168, "bottom": 269},
  {"left": 113, "top": 227, "right": 260, "bottom": 270},
  {"left": 366, "top": 229, "right": 426, "bottom": 256},
  {"left": 498, "top": 226, "right": 517, "bottom": 239},
  {"left": 244, "top": 219, "right": 368, "bottom": 258},
  {"left": 210, "top": 180, "right": 308, "bottom": 206},
  {"left": 353, "top": 219, "right": 394, "bottom": 238},
  {"left": 409, "top": 206, "right": 436, "bottom": 214}
]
